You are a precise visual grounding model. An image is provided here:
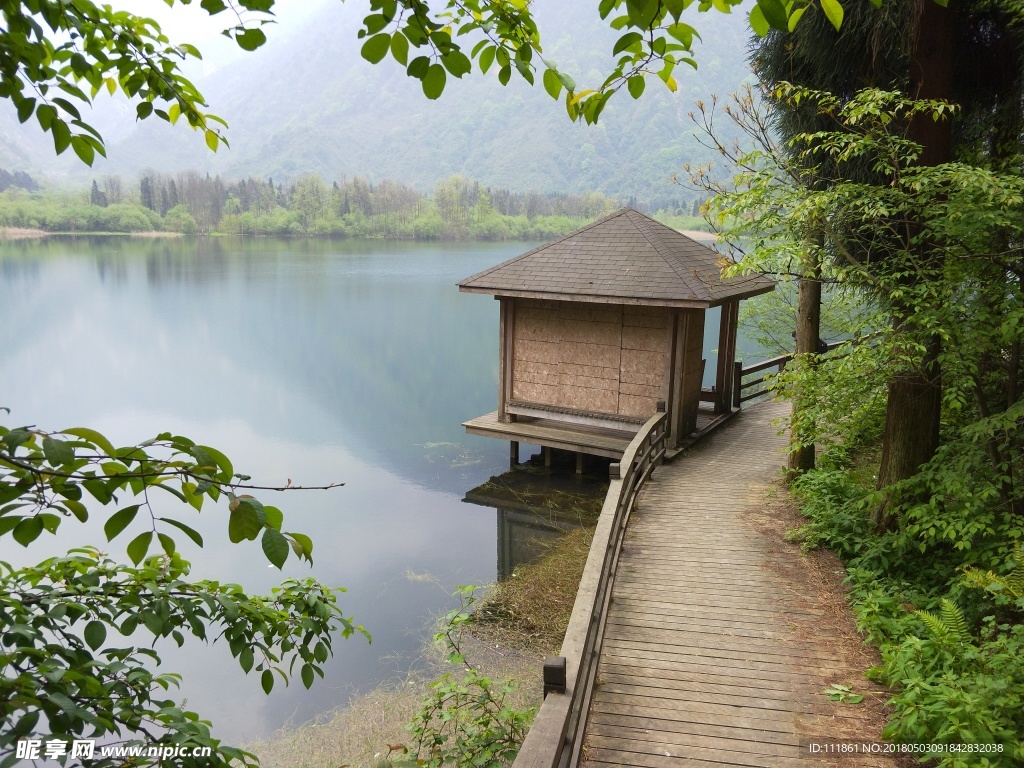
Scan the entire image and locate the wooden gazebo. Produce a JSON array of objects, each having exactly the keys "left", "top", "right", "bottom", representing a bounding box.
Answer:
[{"left": 459, "top": 208, "right": 774, "bottom": 468}]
